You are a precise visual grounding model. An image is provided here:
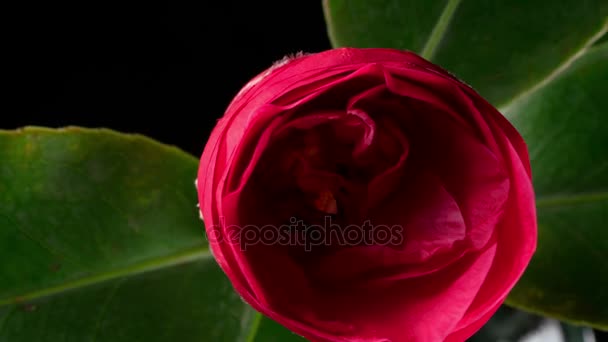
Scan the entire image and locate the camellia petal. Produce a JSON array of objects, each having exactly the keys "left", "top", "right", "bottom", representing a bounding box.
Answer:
[{"left": 197, "top": 48, "right": 536, "bottom": 342}]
